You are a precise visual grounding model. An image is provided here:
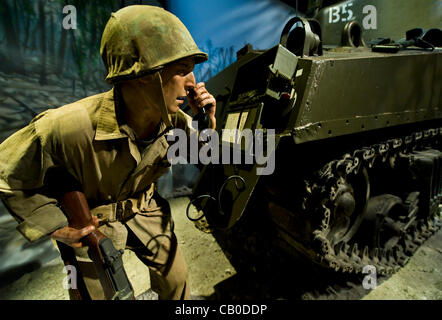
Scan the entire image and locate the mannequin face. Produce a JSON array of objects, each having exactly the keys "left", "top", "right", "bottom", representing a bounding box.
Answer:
[
  {"left": 160, "top": 57, "right": 196, "bottom": 114},
  {"left": 118, "top": 57, "right": 197, "bottom": 139},
  {"left": 120, "top": 57, "right": 196, "bottom": 117}
]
